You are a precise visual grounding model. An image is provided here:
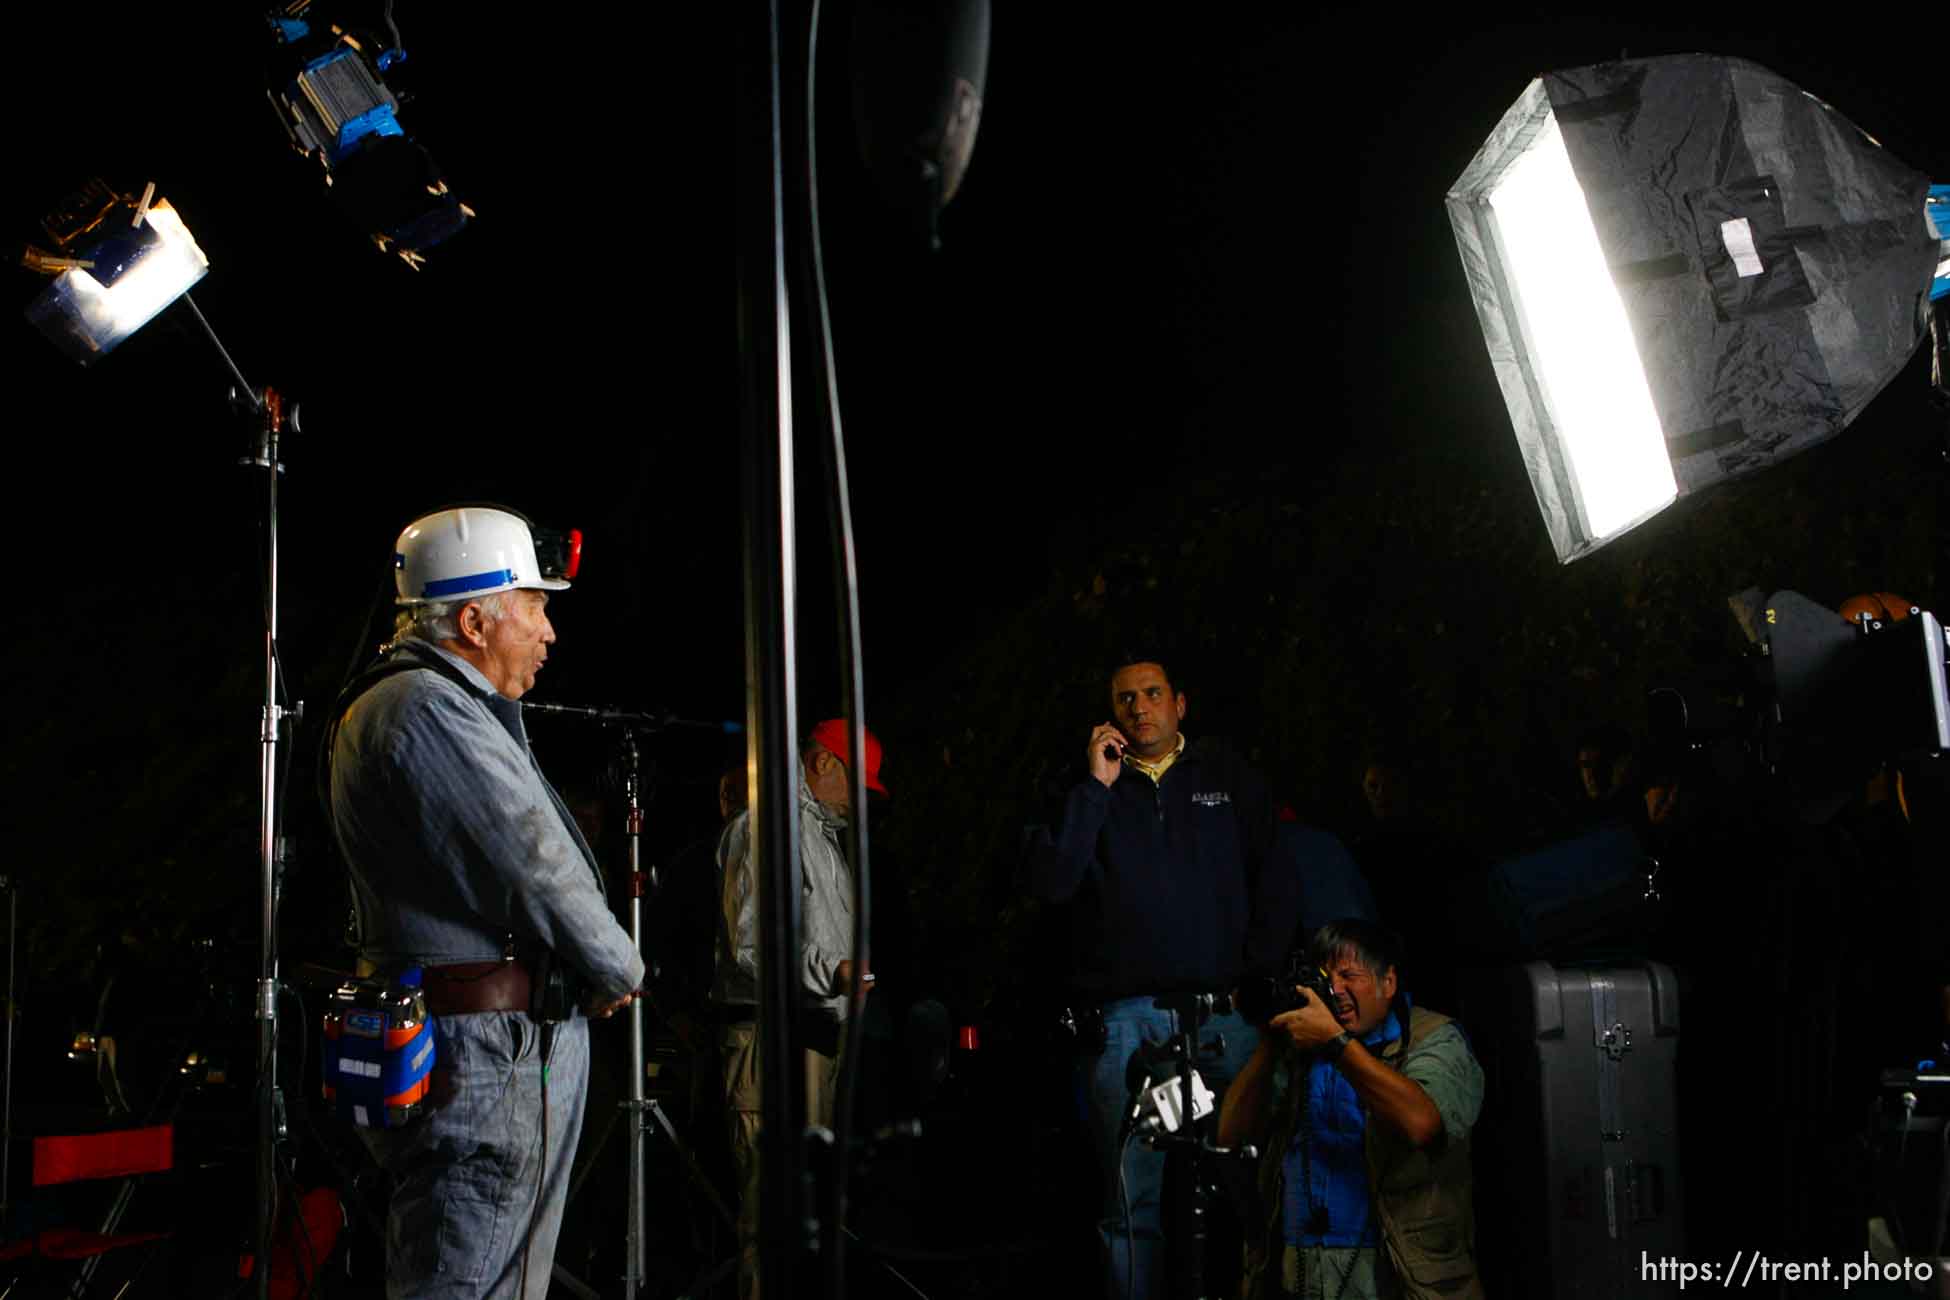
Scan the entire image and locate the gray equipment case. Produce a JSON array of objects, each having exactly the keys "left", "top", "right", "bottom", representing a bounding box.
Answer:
[{"left": 1463, "top": 960, "right": 1684, "bottom": 1299}]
